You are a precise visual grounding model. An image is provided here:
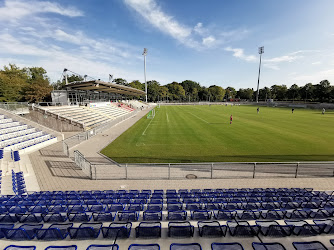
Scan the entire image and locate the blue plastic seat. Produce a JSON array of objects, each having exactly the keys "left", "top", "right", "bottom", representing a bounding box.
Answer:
[
  {"left": 42, "top": 213, "right": 67, "bottom": 223},
  {"left": 118, "top": 211, "right": 139, "bottom": 221},
  {"left": 4, "top": 246, "right": 36, "bottom": 250},
  {"left": 68, "top": 222, "right": 102, "bottom": 239},
  {"left": 198, "top": 221, "right": 226, "bottom": 237},
  {"left": 168, "top": 221, "right": 194, "bottom": 238},
  {"left": 313, "top": 219, "right": 334, "bottom": 234},
  {"left": 3, "top": 224, "right": 43, "bottom": 240},
  {"left": 129, "top": 244, "right": 160, "bottom": 250},
  {"left": 68, "top": 212, "right": 91, "bottom": 222},
  {"left": 101, "top": 222, "right": 132, "bottom": 238},
  {"left": 285, "top": 220, "right": 324, "bottom": 236},
  {"left": 16, "top": 213, "right": 43, "bottom": 223},
  {"left": 45, "top": 246, "right": 77, "bottom": 250},
  {"left": 135, "top": 222, "right": 161, "bottom": 238},
  {"left": 191, "top": 210, "right": 212, "bottom": 220},
  {"left": 0, "top": 223, "right": 15, "bottom": 238},
  {"left": 214, "top": 210, "right": 236, "bottom": 220},
  {"left": 86, "top": 245, "right": 118, "bottom": 250},
  {"left": 168, "top": 210, "right": 187, "bottom": 220},
  {"left": 252, "top": 242, "right": 286, "bottom": 250},
  {"left": 170, "top": 243, "right": 201, "bottom": 250},
  {"left": 256, "top": 220, "right": 292, "bottom": 237},
  {"left": 227, "top": 221, "right": 260, "bottom": 237},
  {"left": 211, "top": 242, "right": 244, "bottom": 250},
  {"left": 292, "top": 241, "right": 328, "bottom": 250},
  {"left": 35, "top": 223, "right": 72, "bottom": 240},
  {"left": 143, "top": 210, "right": 162, "bottom": 221},
  {"left": 92, "top": 212, "right": 115, "bottom": 222}
]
